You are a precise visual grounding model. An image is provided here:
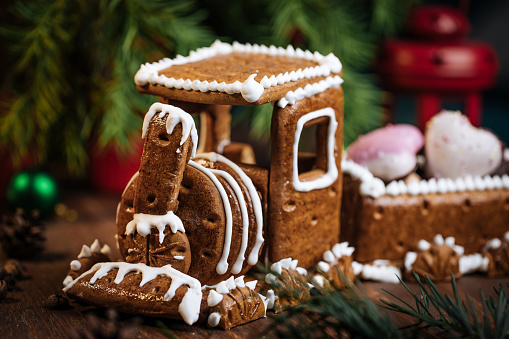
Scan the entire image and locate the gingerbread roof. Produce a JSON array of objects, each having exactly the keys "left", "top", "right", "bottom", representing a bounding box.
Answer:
[{"left": 134, "top": 40, "right": 343, "bottom": 106}]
